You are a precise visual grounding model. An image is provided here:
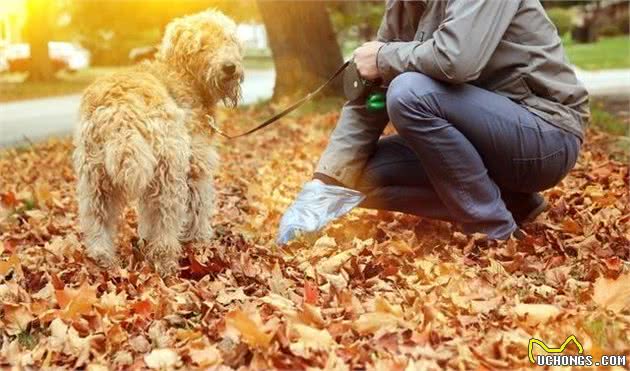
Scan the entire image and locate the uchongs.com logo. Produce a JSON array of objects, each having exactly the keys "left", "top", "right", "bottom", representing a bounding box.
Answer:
[{"left": 528, "top": 335, "right": 627, "bottom": 367}]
